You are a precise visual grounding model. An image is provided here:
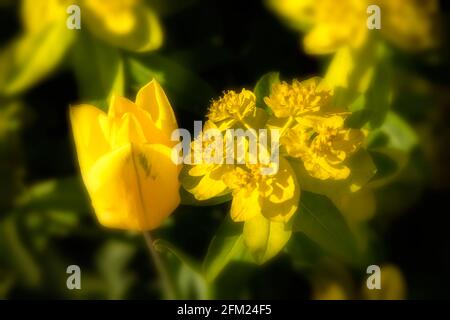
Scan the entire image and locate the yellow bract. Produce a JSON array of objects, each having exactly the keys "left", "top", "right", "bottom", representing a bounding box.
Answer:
[
  {"left": 70, "top": 80, "right": 180, "bottom": 231},
  {"left": 223, "top": 158, "right": 299, "bottom": 223}
]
